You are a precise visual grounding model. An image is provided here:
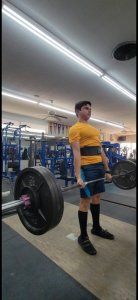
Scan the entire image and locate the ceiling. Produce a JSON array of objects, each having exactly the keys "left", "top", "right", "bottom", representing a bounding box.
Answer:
[{"left": 2, "top": 0, "right": 136, "bottom": 135}]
